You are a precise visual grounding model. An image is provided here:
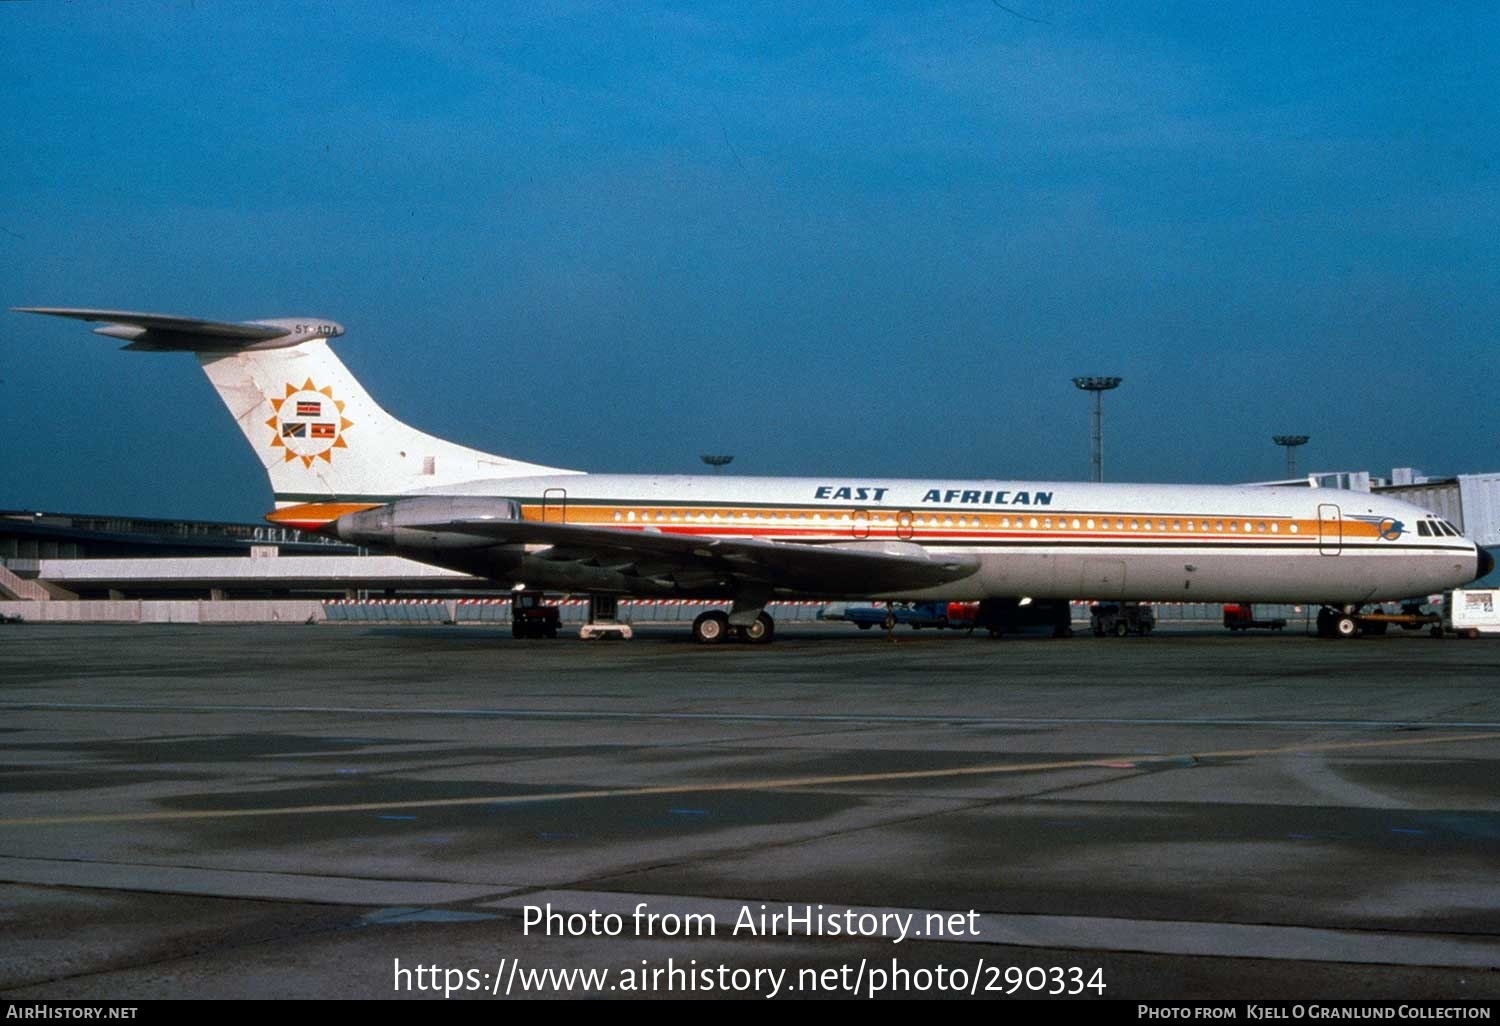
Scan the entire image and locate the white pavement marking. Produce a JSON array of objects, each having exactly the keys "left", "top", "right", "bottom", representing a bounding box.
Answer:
[
  {"left": 0, "top": 855, "right": 518, "bottom": 907},
  {"left": 6, "top": 701, "right": 1500, "bottom": 730}
]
